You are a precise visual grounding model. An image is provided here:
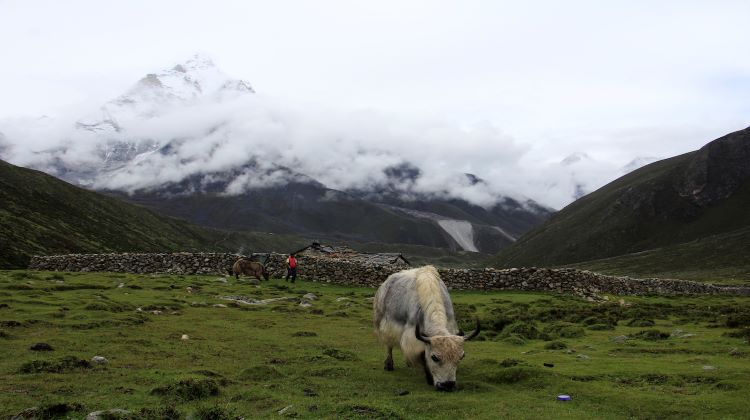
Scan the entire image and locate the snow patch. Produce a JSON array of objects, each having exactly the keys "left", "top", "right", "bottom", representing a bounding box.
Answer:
[{"left": 436, "top": 220, "right": 478, "bottom": 252}]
